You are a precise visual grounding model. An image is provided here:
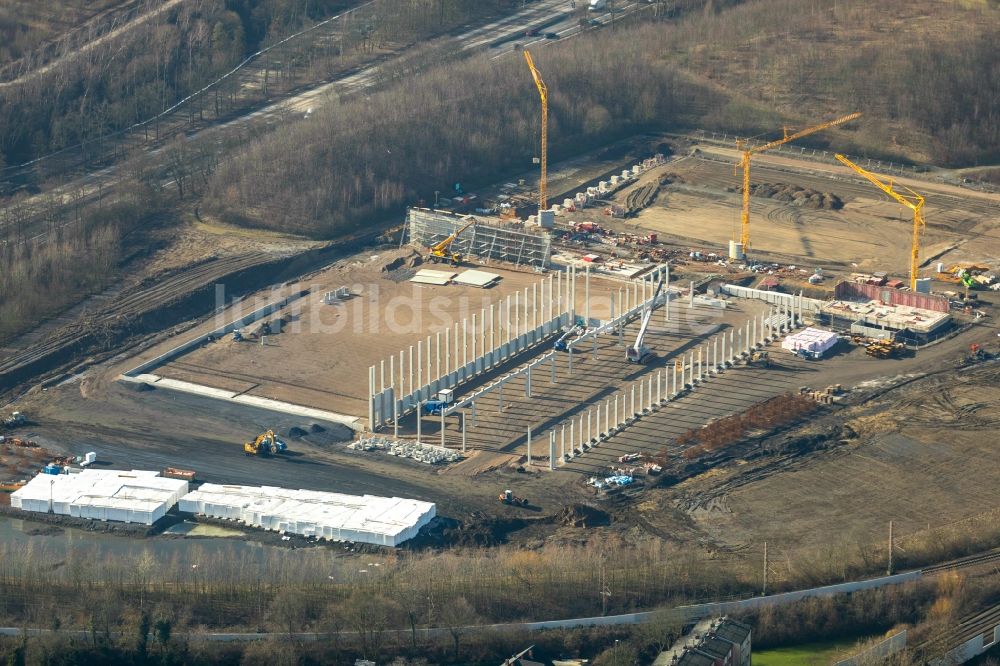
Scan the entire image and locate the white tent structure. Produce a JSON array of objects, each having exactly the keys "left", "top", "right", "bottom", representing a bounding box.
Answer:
[
  {"left": 10, "top": 470, "right": 188, "bottom": 526},
  {"left": 179, "top": 484, "right": 436, "bottom": 547},
  {"left": 781, "top": 326, "right": 839, "bottom": 359}
]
